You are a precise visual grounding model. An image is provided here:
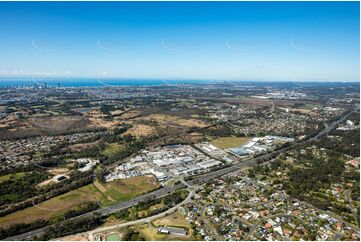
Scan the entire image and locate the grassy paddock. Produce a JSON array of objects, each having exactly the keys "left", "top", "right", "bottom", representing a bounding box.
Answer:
[
  {"left": 0, "top": 172, "right": 26, "bottom": 183},
  {"left": 211, "top": 136, "right": 252, "bottom": 149},
  {"left": 153, "top": 211, "right": 190, "bottom": 228},
  {"left": 0, "top": 176, "right": 158, "bottom": 228},
  {"left": 102, "top": 143, "right": 126, "bottom": 158}
]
